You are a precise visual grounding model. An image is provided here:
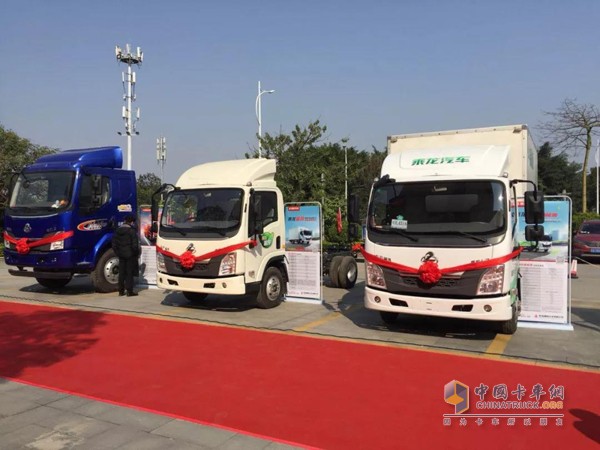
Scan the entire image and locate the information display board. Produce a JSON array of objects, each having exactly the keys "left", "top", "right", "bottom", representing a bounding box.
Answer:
[
  {"left": 284, "top": 203, "right": 322, "bottom": 302},
  {"left": 516, "top": 197, "right": 572, "bottom": 328},
  {"left": 137, "top": 205, "right": 157, "bottom": 287}
]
